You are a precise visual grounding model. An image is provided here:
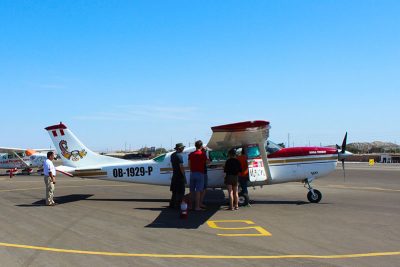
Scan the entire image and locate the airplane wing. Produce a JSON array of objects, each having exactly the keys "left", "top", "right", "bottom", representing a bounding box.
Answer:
[
  {"left": 207, "top": 120, "right": 270, "bottom": 150},
  {"left": 0, "top": 147, "right": 27, "bottom": 153},
  {"left": 0, "top": 147, "right": 54, "bottom": 153}
]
